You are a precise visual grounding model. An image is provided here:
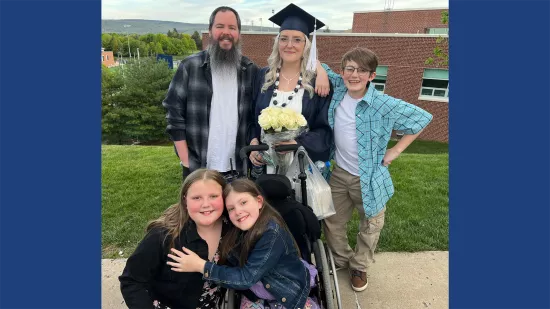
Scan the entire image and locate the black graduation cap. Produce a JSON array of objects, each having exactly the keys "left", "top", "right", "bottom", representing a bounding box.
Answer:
[{"left": 269, "top": 3, "right": 325, "bottom": 35}]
